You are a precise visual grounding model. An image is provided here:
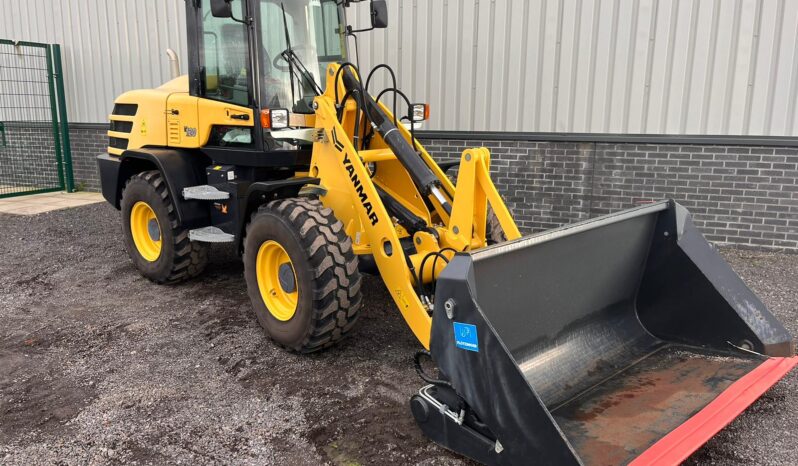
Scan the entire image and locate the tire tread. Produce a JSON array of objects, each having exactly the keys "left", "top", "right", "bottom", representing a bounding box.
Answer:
[
  {"left": 246, "top": 197, "right": 361, "bottom": 353},
  {"left": 122, "top": 170, "right": 208, "bottom": 284}
]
